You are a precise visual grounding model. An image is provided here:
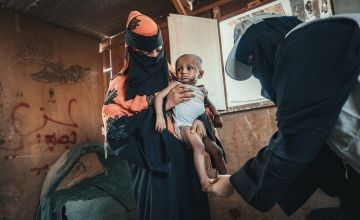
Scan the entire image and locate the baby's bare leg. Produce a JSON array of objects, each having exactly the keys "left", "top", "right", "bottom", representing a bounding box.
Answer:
[
  {"left": 203, "top": 136, "right": 228, "bottom": 175},
  {"left": 179, "top": 126, "right": 210, "bottom": 191}
]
